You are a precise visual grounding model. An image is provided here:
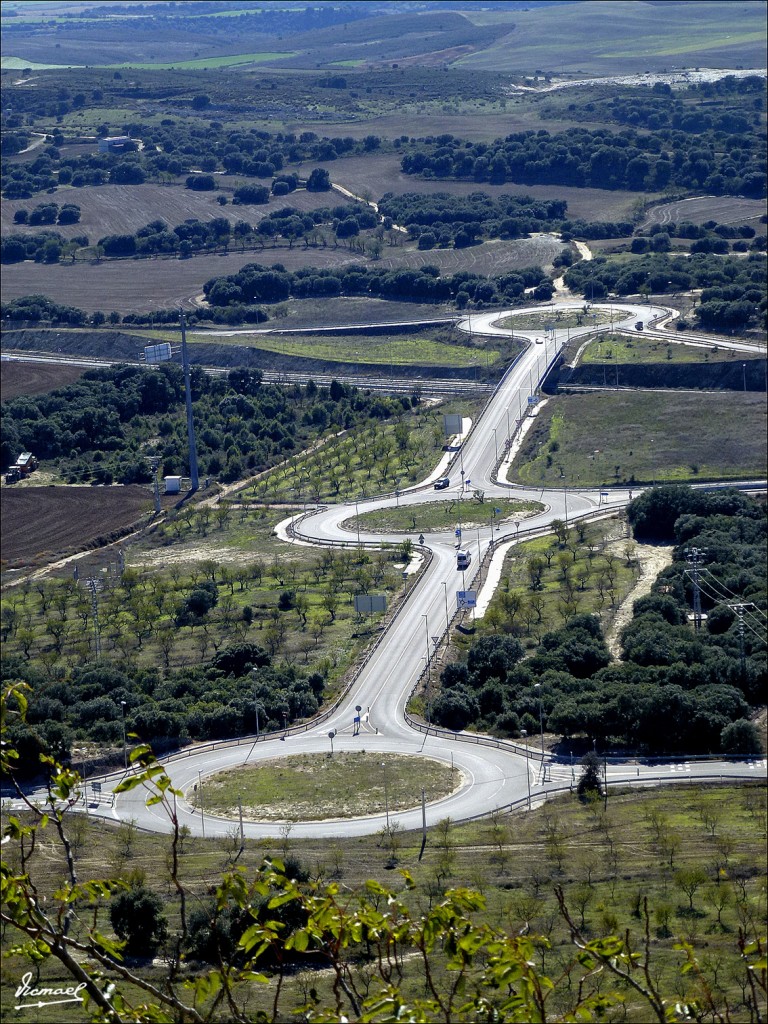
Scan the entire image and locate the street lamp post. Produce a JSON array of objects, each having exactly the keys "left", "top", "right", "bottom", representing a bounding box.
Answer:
[
  {"left": 492, "top": 427, "right": 498, "bottom": 465},
  {"left": 382, "top": 760, "right": 390, "bottom": 829},
  {"left": 120, "top": 700, "right": 128, "bottom": 771},
  {"left": 651, "top": 438, "right": 659, "bottom": 489},
  {"left": 252, "top": 668, "right": 260, "bottom": 741},
  {"left": 534, "top": 683, "right": 544, "bottom": 755},
  {"left": 198, "top": 769, "right": 205, "bottom": 838},
  {"left": 442, "top": 581, "right": 449, "bottom": 636},
  {"left": 521, "top": 729, "right": 531, "bottom": 811}
]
